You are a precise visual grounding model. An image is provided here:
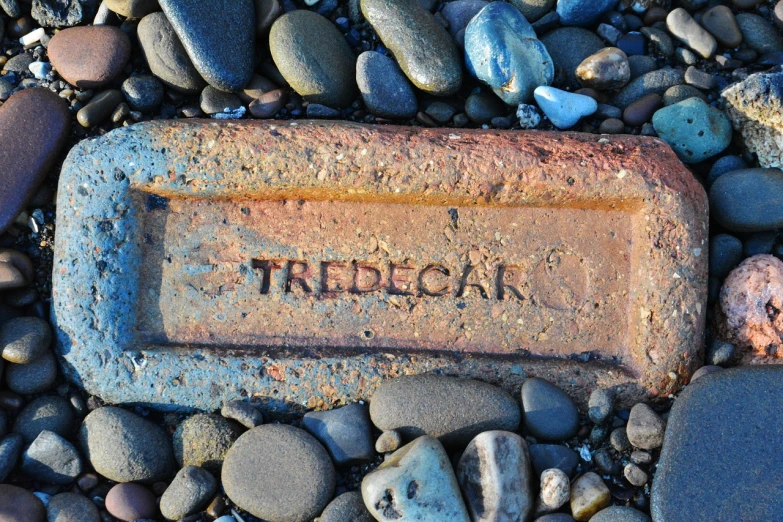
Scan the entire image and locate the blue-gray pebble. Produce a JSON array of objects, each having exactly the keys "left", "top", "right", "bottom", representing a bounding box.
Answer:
[
  {"left": 522, "top": 378, "right": 579, "bottom": 441},
  {"left": 528, "top": 443, "right": 580, "bottom": 477},
  {"left": 707, "top": 155, "right": 747, "bottom": 188},
  {"left": 556, "top": 0, "right": 619, "bottom": 27},
  {"left": 465, "top": 2, "right": 553, "bottom": 105},
  {"left": 709, "top": 234, "right": 743, "bottom": 280},
  {"left": 710, "top": 168, "right": 783, "bottom": 232},
  {"left": 652, "top": 98, "right": 731, "bottom": 164},
  {"left": 356, "top": 51, "right": 417, "bottom": 119}
]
